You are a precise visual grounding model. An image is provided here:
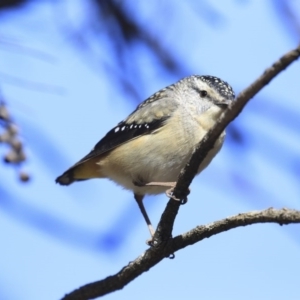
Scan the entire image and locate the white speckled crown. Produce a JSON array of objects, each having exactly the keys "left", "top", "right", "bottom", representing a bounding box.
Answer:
[{"left": 195, "top": 75, "right": 235, "bottom": 100}]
